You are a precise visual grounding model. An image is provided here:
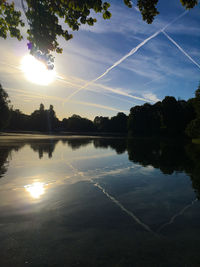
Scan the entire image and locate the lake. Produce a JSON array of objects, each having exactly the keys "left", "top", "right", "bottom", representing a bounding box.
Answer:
[{"left": 0, "top": 134, "right": 200, "bottom": 267}]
